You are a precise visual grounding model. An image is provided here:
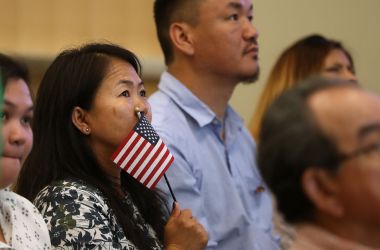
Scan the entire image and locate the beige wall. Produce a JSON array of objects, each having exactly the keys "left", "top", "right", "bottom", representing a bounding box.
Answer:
[{"left": 1, "top": 0, "right": 379, "bottom": 123}]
